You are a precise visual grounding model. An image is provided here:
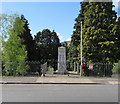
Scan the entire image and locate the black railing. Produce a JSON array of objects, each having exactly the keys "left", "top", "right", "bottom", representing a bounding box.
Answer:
[{"left": 2, "top": 60, "right": 117, "bottom": 77}]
